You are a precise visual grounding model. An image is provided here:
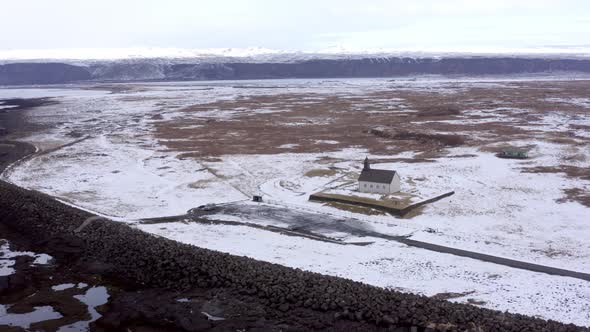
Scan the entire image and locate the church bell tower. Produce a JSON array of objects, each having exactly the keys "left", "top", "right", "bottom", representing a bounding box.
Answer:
[{"left": 363, "top": 157, "right": 370, "bottom": 171}]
